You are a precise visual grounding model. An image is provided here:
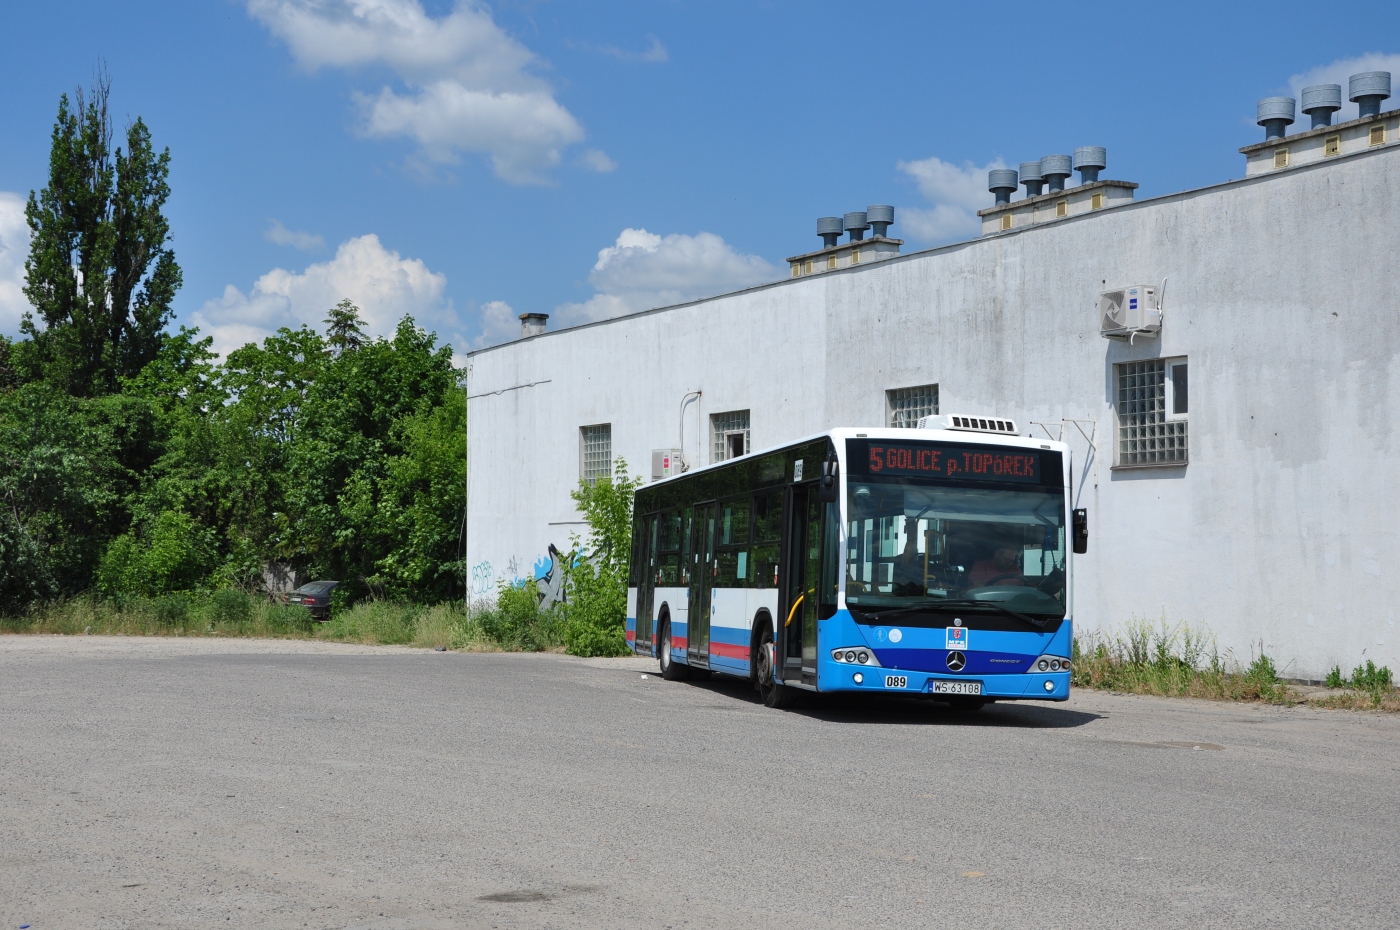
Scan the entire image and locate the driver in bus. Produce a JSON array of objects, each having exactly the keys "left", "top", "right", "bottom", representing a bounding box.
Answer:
[{"left": 968, "top": 546, "right": 1028, "bottom": 588}]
